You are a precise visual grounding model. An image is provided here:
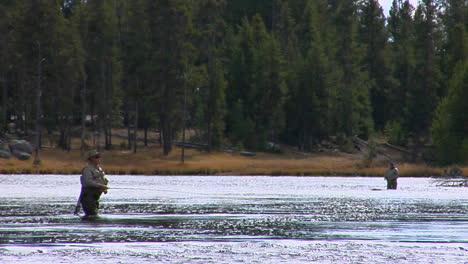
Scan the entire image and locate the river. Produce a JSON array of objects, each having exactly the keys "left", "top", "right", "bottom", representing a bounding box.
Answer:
[{"left": 0, "top": 175, "right": 467, "bottom": 263}]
